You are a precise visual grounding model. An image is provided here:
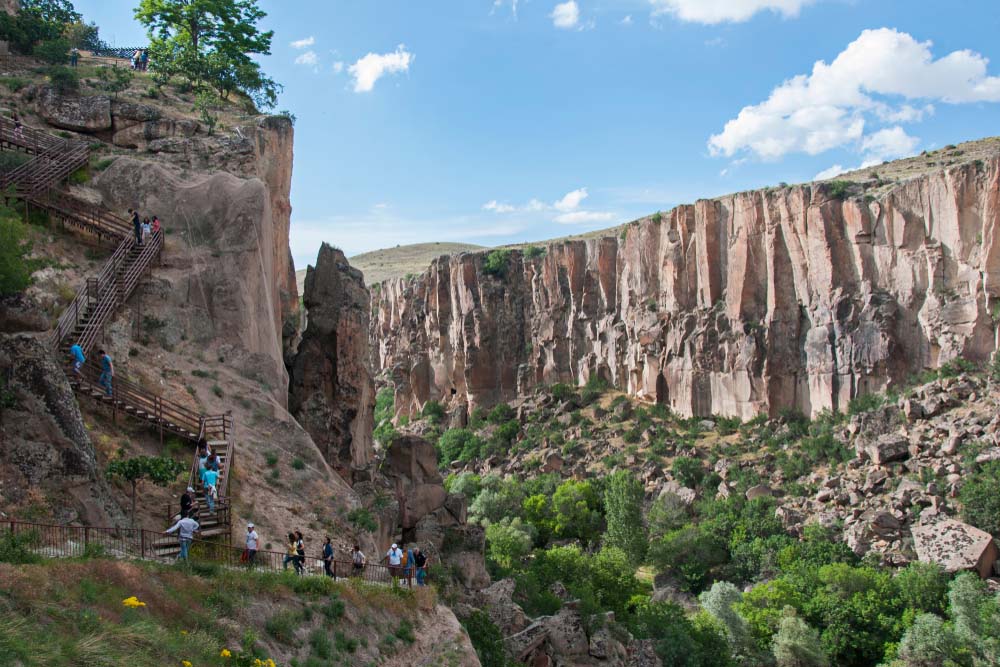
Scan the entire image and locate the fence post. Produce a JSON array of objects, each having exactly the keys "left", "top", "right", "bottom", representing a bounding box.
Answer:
[{"left": 140, "top": 529, "right": 146, "bottom": 559}]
